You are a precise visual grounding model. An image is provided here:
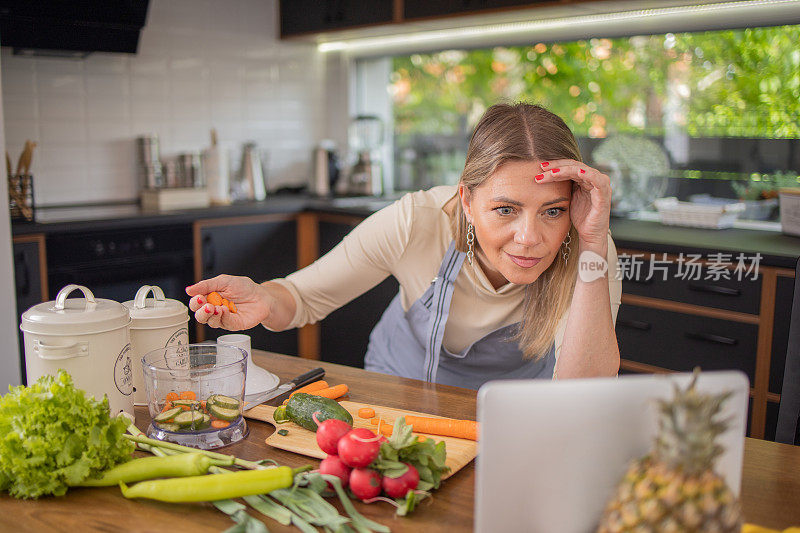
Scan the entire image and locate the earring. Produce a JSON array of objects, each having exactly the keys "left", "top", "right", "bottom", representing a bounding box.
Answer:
[
  {"left": 466, "top": 222, "right": 475, "bottom": 266},
  {"left": 562, "top": 232, "right": 571, "bottom": 264}
]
